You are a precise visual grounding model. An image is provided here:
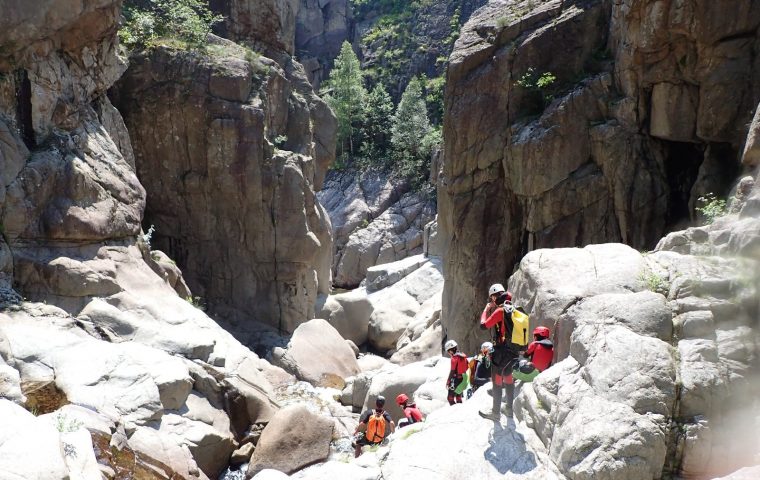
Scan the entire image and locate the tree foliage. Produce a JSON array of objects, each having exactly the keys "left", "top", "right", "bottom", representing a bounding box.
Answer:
[
  {"left": 358, "top": 83, "right": 394, "bottom": 168},
  {"left": 390, "top": 77, "right": 440, "bottom": 184},
  {"left": 119, "top": 0, "right": 223, "bottom": 49},
  {"left": 322, "top": 42, "right": 368, "bottom": 163}
]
